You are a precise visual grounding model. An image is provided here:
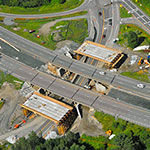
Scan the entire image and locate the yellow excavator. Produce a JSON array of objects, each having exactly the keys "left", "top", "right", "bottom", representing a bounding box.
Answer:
[{"left": 105, "top": 130, "right": 112, "bottom": 136}]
